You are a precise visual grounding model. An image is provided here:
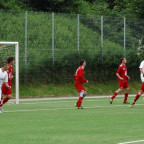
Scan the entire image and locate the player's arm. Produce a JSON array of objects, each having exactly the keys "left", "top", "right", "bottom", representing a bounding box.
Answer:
[
  {"left": 79, "top": 69, "right": 88, "bottom": 83},
  {"left": 127, "top": 75, "right": 130, "bottom": 80},
  {"left": 116, "top": 67, "right": 123, "bottom": 80},
  {"left": 140, "top": 68, "right": 144, "bottom": 76},
  {"left": 116, "top": 73, "right": 124, "bottom": 80},
  {"left": 4, "top": 82, "right": 11, "bottom": 89},
  {"left": 9, "top": 75, "right": 14, "bottom": 80}
]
